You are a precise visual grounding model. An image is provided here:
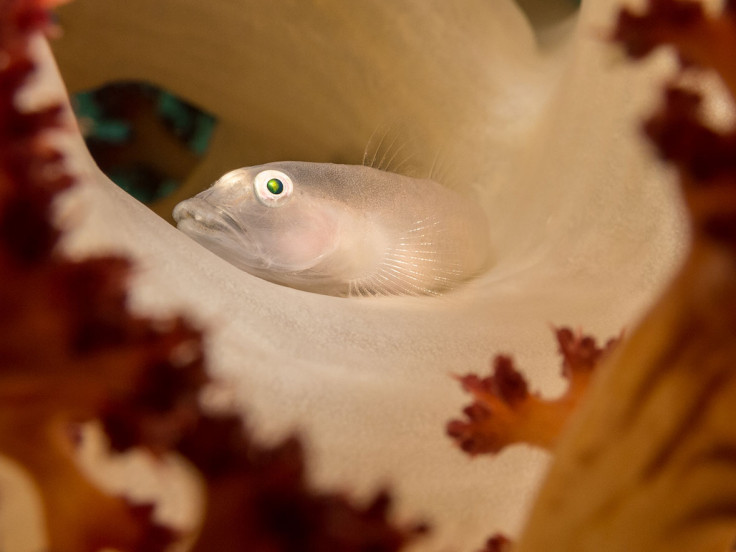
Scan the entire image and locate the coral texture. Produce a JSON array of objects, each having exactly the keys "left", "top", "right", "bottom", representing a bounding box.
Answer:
[
  {"left": 6, "top": 0, "right": 716, "bottom": 549},
  {"left": 0, "top": 1, "right": 421, "bottom": 550},
  {"left": 514, "top": 2, "right": 736, "bottom": 550},
  {"left": 47, "top": 0, "right": 685, "bottom": 547}
]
